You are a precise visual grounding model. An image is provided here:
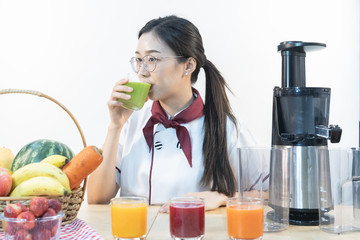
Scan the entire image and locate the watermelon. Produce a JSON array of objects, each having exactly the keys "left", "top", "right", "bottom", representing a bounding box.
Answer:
[{"left": 11, "top": 139, "right": 75, "bottom": 172}]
